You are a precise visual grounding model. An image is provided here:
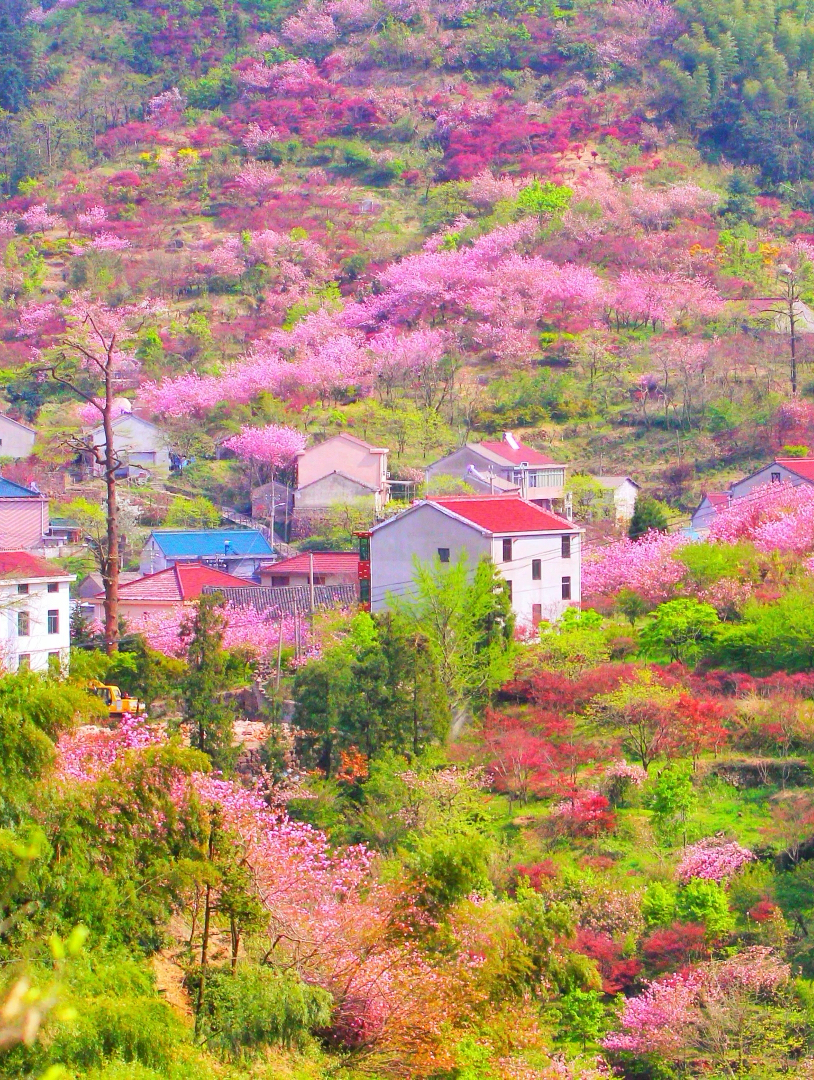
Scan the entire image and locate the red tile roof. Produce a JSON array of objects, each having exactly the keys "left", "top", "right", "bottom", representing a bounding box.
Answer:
[
  {"left": 93, "top": 563, "right": 247, "bottom": 603},
  {"left": 776, "top": 458, "right": 814, "bottom": 481},
  {"left": 260, "top": 551, "right": 360, "bottom": 575},
  {"left": 430, "top": 496, "right": 577, "bottom": 534},
  {"left": 0, "top": 551, "right": 71, "bottom": 579},
  {"left": 705, "top": 492, "right": 731, "bottom": 507},
  {"left": 479, "top": 439, "right": 556, "bottom": 466}
]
